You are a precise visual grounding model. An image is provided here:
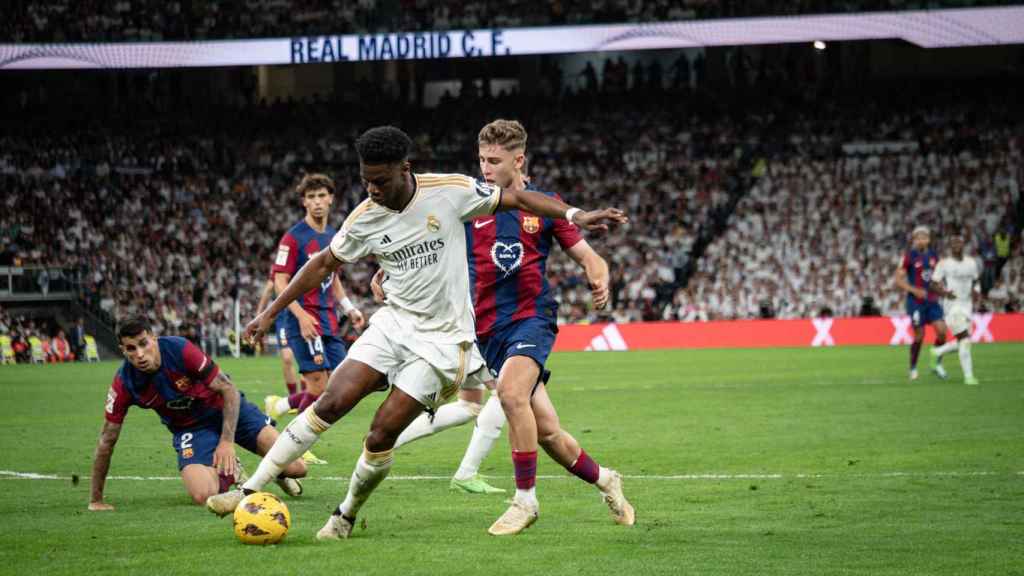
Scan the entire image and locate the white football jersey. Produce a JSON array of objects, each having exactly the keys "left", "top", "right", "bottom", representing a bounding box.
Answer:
[
  {"left": 933, "top": 256, "right": 980, "bottom": 307},
  {"left": 330, "top": 173, "right": 500, "bottom": 344}
]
